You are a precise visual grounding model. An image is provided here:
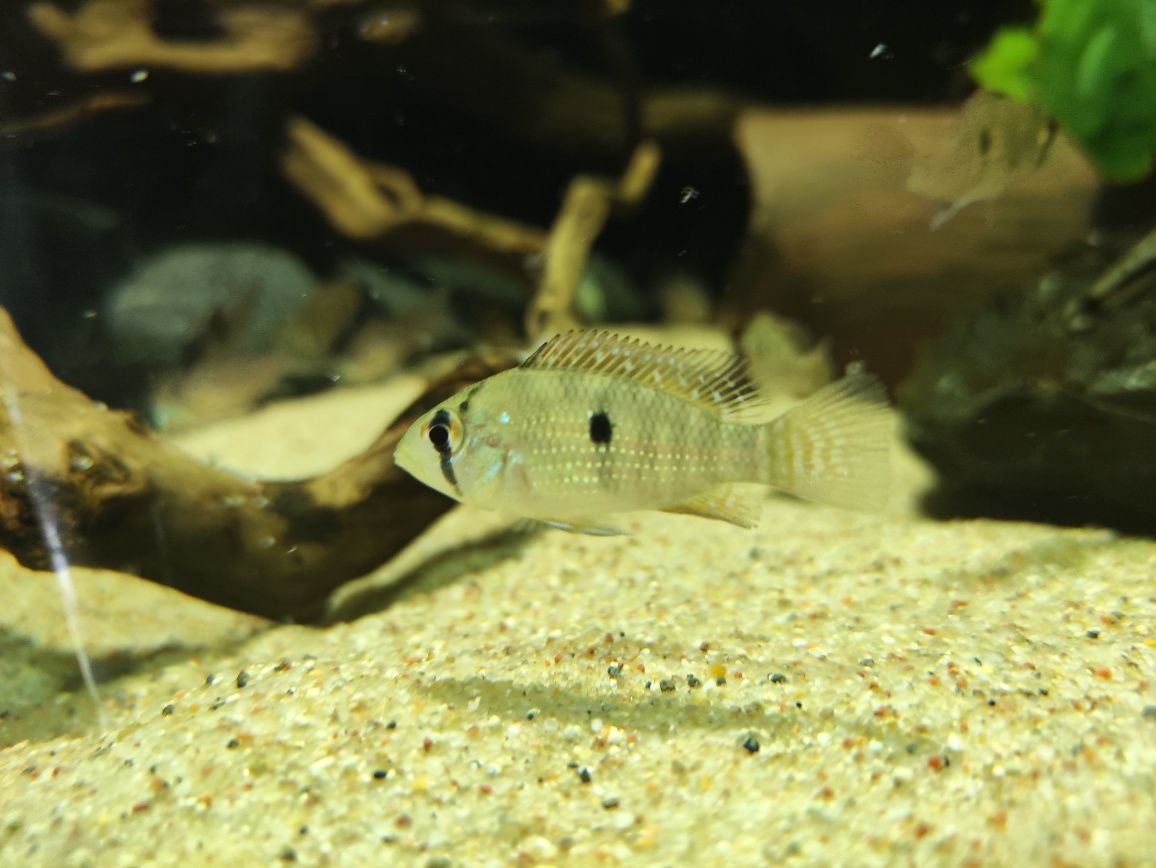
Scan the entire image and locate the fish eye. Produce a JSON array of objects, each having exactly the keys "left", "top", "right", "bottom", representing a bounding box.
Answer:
[
  {"left": 422, "top": 410, "right": 462, "bottom": 455},
  {"left": 427, "top": 423, "right": 451, "bottom": 451}
]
